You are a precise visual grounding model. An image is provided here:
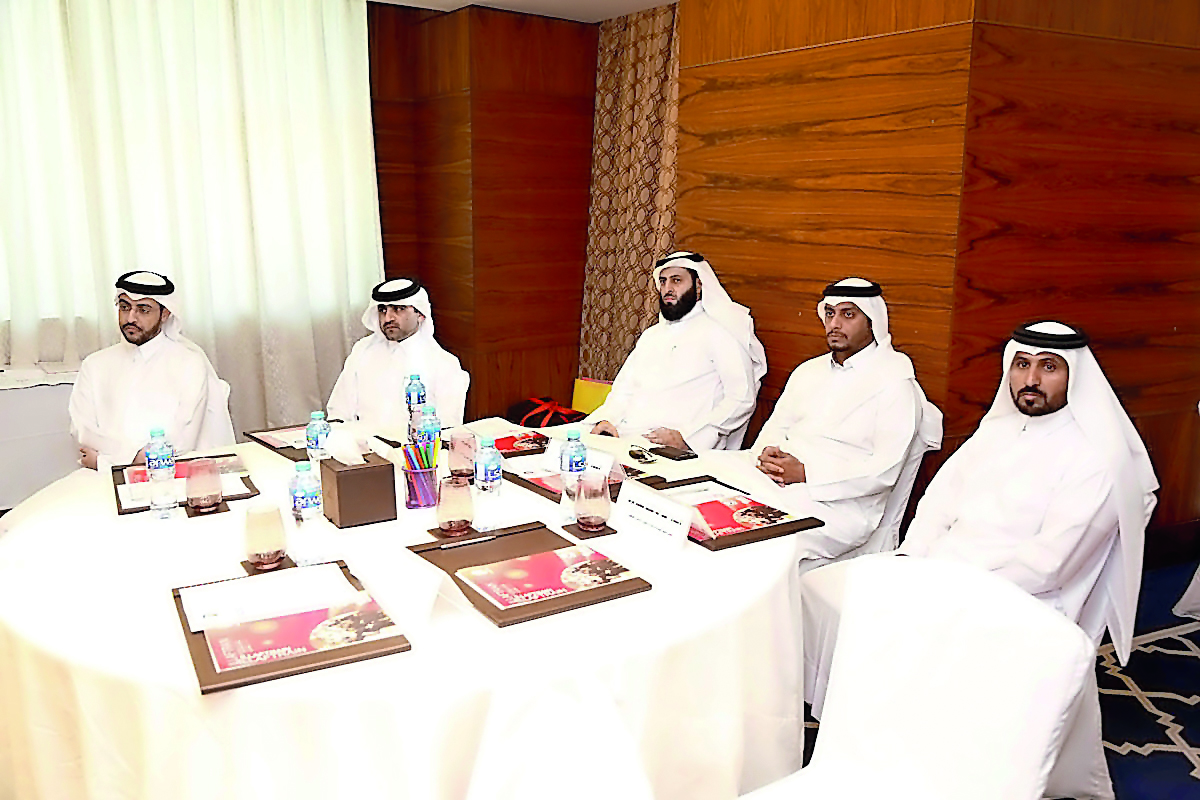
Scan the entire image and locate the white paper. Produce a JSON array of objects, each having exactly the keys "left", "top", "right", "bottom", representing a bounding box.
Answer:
[
  {"left": 585, "top": 450, "right": 615, "bottom": 477},
  {"left": 118, "top": 475, "right": 253, "bottom": 511},
  {"left": 541, "top": 438, "right": 564, "bottom": 472},
  {"left": 609, "top": 481, "right": 691, "bottom": 547},
  {"left": 178, "top": 563, "right": 361, "bottom": 632}
]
